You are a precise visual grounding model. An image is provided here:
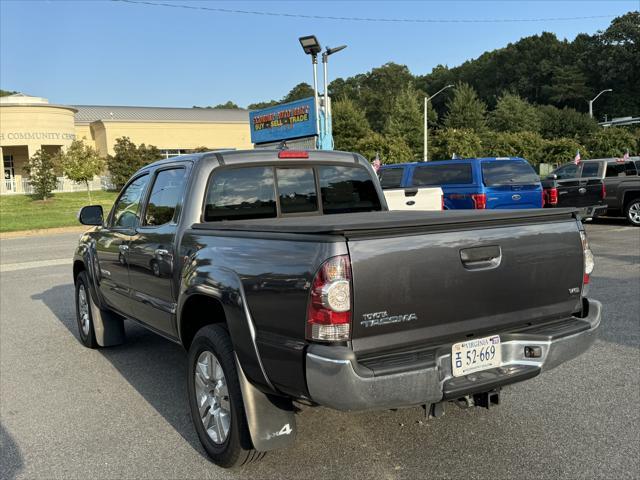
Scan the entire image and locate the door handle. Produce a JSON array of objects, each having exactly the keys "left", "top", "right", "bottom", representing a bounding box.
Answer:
[
  {"left": 405, "top": 201, "right": 416, "bottom": 206},
  {"left": 119, "top": 245, "right": 129, "bottom": 252},
  {"left": 155, "top": 249, "right": 170, "bottom": 256},
  {"left": 460, "top": 246, "right": 502, "bottom": 271}
]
